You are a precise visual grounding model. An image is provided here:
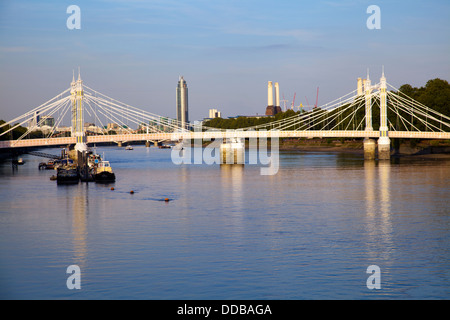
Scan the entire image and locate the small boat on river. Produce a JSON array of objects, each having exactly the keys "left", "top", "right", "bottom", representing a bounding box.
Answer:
[
  {"left": 94, "top": 160, "right": 116, "bottom": 183},
  {"left": 12, "top": 158, "right": 25, "bottom": 165}
]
